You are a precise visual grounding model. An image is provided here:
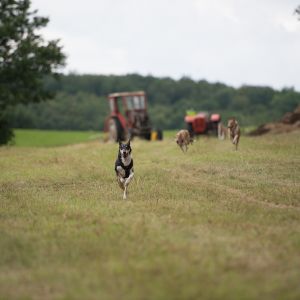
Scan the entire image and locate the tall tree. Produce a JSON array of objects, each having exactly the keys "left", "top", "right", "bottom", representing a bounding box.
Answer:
[{"left": 0, "top": 0, "right": 65, "bottom": 144}]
